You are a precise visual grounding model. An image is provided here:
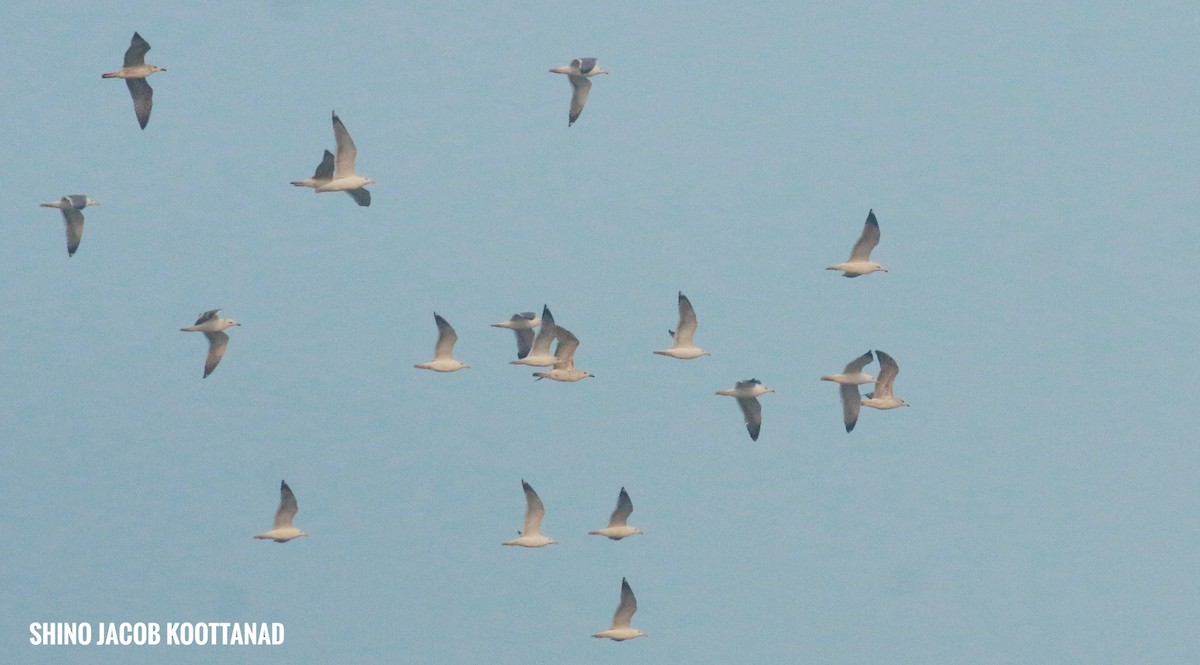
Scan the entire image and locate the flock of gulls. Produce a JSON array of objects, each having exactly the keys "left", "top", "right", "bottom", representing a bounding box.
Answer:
[{"left": 41, "top": 32, "right": 910, "bottom": 643}]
